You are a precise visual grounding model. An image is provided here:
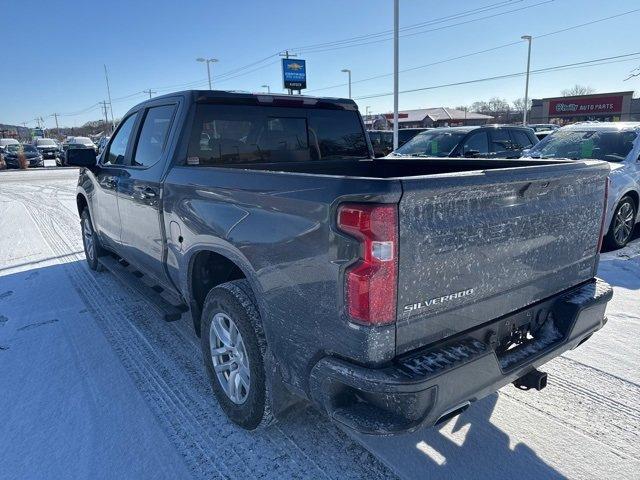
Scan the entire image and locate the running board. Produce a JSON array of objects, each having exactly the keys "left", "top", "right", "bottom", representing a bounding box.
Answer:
[{"left": 98, "top": 254, "right": 188, "bottom": 322}]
